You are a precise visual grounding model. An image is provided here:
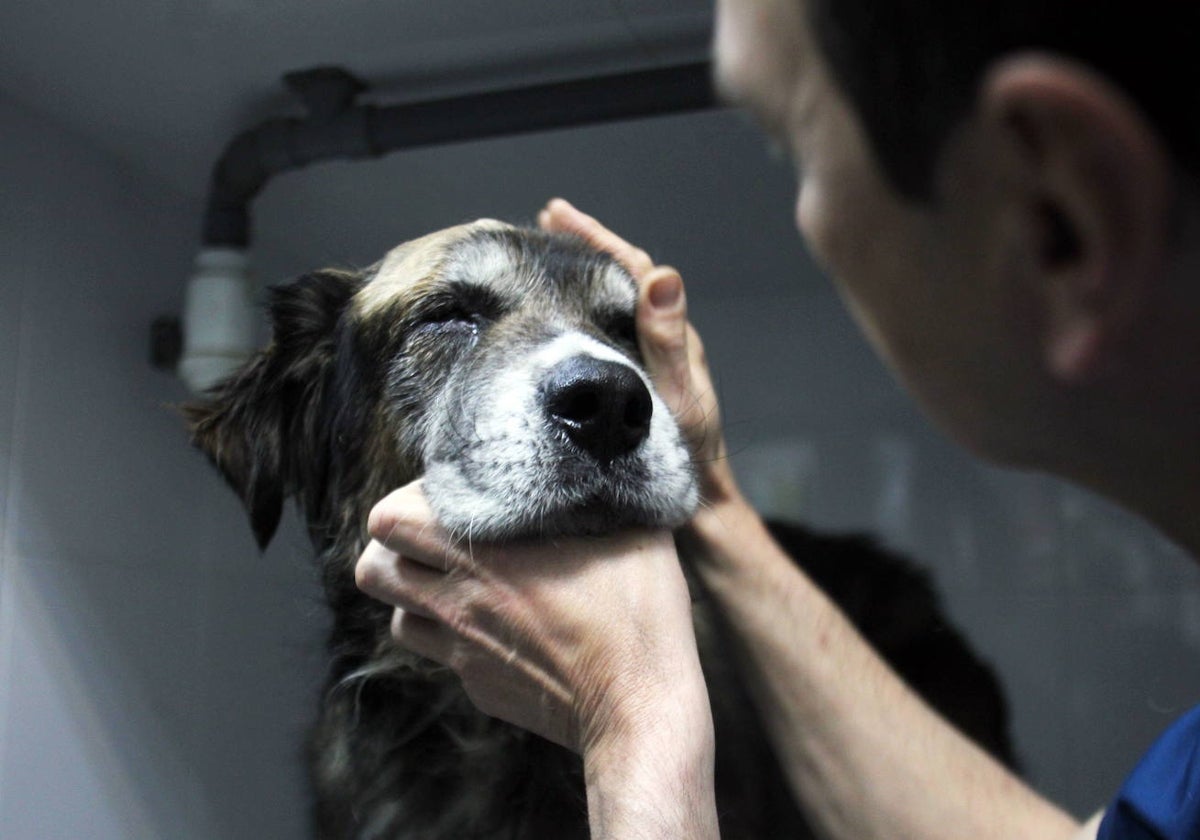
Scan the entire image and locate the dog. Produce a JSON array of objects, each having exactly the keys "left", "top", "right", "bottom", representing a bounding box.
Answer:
[{"left": 186, "top": 220, "right": 1015, "bottom": 839}]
